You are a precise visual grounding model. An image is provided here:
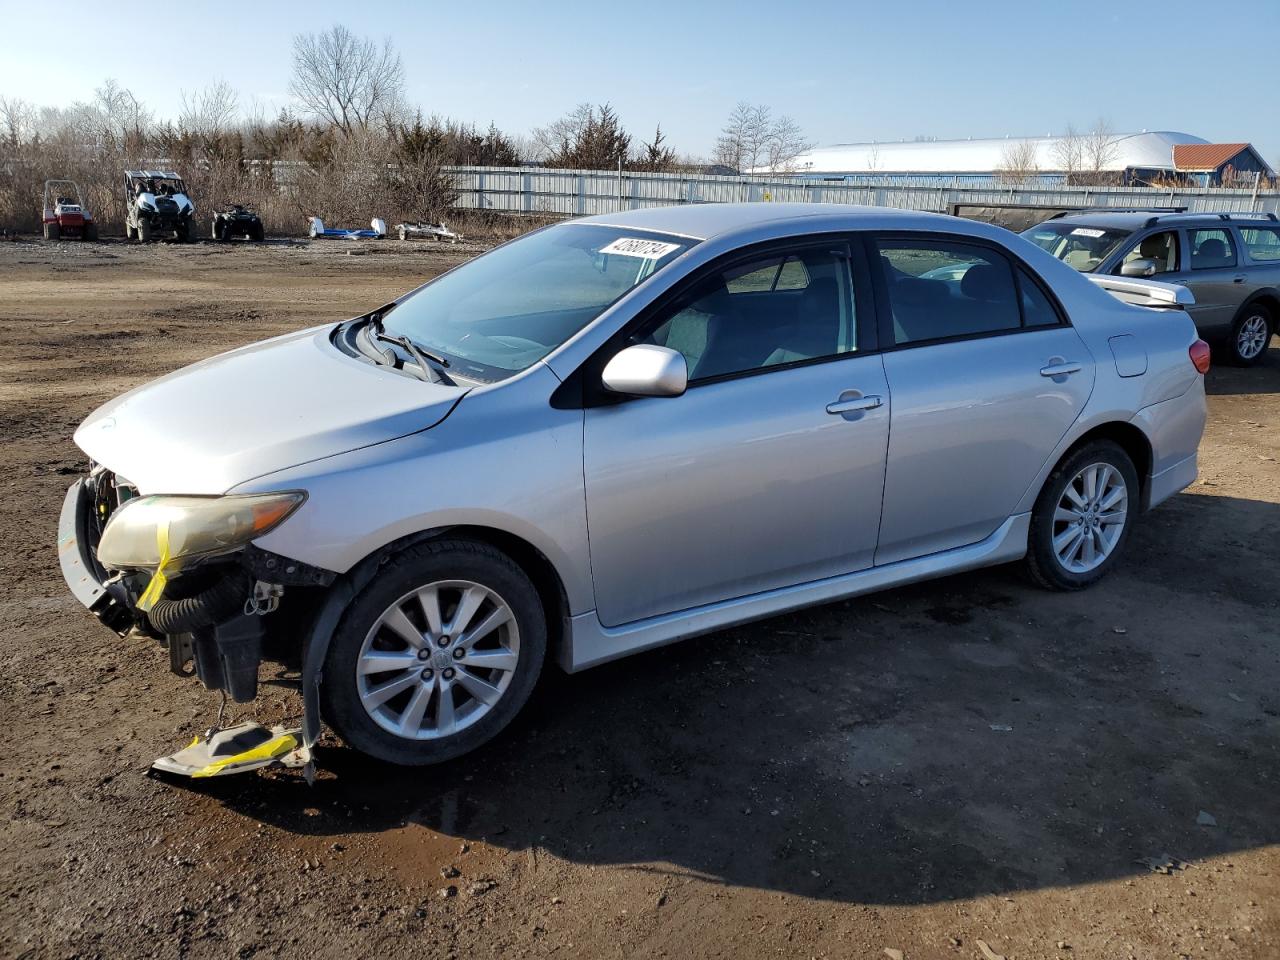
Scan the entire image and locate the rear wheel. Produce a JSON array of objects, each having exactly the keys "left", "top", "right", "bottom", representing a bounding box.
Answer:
[
  {"left": 84, "top": 223, "right": 98, "bottom": 241},
  {"left": 1025, "top": 440, "right": 1138, "bottom": 591},
  {"left": 322, "top": 539, "right": 546, "bottom": 765},
  {"left": 250, "top": 220, "right": 265, "bottom": 242},
  {"left": 137, "top": 218, "right": 152, "bottom": 242},
  {"left": 44, "top": 223, "right": 60, "bottom": 241},
  {"left": 1227, "top": 305, "right": 1273, "bottom": 366}
]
